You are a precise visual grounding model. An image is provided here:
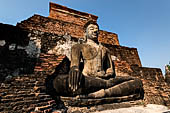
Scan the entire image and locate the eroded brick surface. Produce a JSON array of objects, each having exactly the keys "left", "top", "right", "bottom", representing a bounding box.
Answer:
[{"left": 49, "top": 2, "right": 98, "bottom": 26}]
